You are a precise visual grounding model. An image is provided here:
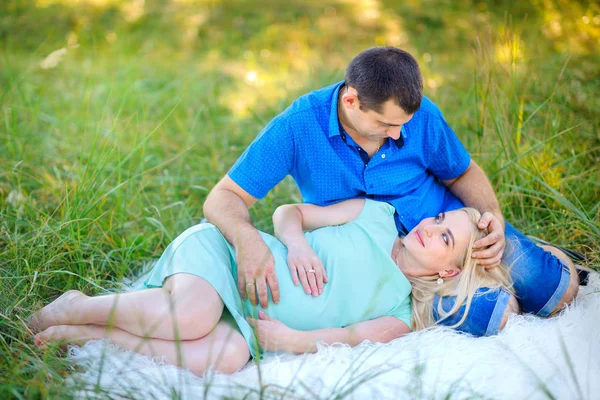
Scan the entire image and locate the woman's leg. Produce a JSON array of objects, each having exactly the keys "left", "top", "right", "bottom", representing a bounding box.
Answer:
[
  {"left": 35, "top": 319, "right": 250, "bottom": 376},
  {"left": 30, "top": 273, "right": 224, "bottom": 341}
]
